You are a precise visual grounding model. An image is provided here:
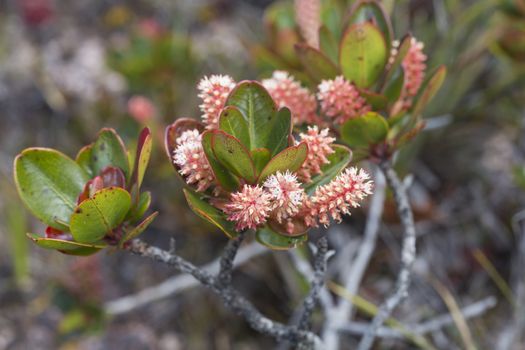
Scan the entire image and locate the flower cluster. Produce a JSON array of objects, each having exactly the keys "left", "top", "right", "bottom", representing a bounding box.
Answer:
[
  {"left": 297, "top": 126, "right": 335, "bottom": 182},
  {"left": 197, "top": 75, "right": 236, "bottom": 129},
  {"left": 400, "top": 38, "right": 427, "bottom": 107},
  {"left": 171, "top": 75, "right": 374, "bottom": 235},
  {"left": 262, "top": 71, "right": 319, "bottom": 125},
  {"left": 222, "top": 167, "right": 372, "bottom": 233},
  {"left": 294, "top": 0, "right": 320, "bottom": 48},
  {"left": 224, "top": 185, "right": 272, "bottom": 231},
  {"left": 173, "top": 129, "right": 215, "bottom": 192},
  {"left": 389, "top": 37, "right": 427, "bottom": 112},
  {"left": 303, "top": 168, "right": 373, "bottom": 227},
  {"left": 317, "top": 76, "right": 371, "bottom": 124}
]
